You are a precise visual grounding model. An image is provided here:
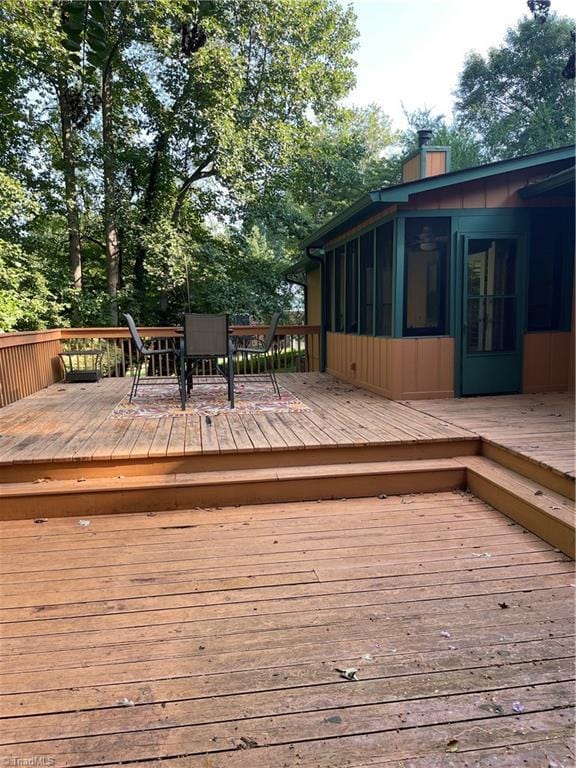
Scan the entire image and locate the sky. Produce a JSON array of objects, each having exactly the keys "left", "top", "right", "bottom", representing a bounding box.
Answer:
[{"left": 345, "top": 0, "right": 576, "bottom": 129}]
